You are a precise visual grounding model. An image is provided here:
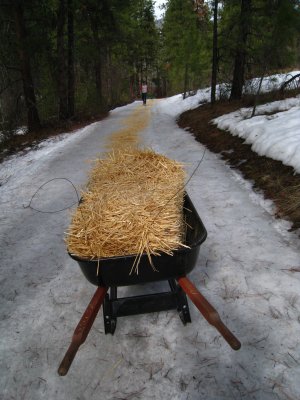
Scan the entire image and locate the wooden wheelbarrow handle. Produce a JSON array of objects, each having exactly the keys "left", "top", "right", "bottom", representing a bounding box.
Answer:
[
  {"left": 58, "top": 286, "right": 108, "bottom": 376},
  {"left": 177, "top": 277, "right": 241, "bottom": 350}
]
